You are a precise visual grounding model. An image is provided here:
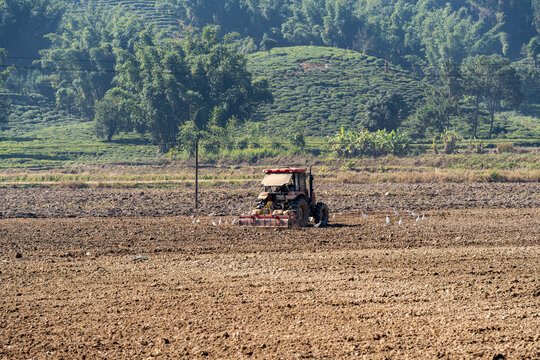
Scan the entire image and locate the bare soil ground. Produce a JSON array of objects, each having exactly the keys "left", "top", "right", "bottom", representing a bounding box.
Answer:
[
  {"left": 1, "top": 183, "right": 539, "bottom": 359},
  {"left": 1, "top": 182, "right": 539, "bottom": 218}
]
